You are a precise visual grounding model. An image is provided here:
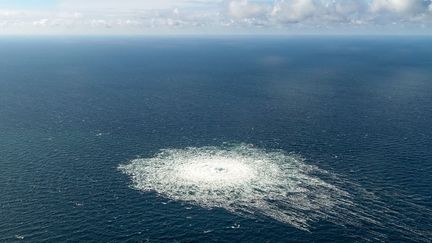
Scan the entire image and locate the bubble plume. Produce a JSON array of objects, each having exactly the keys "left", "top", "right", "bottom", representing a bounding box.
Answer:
[{"left": 119, "top": 144, "right": 352, "bottom": 230}]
